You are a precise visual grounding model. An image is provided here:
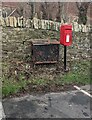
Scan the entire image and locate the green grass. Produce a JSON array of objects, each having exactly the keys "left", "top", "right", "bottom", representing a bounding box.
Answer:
[
  {"left": 54, "top": 60, "right": 91, "bottom": 85},
  {"left": 2, "top": 60, "right": 91, "bottom": 97},
  {"left": 2, "top": 76, "right": 28, "bottom": 97},
  {"left": 32, "top": 78, "right": 48, "bottom": 86}
]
